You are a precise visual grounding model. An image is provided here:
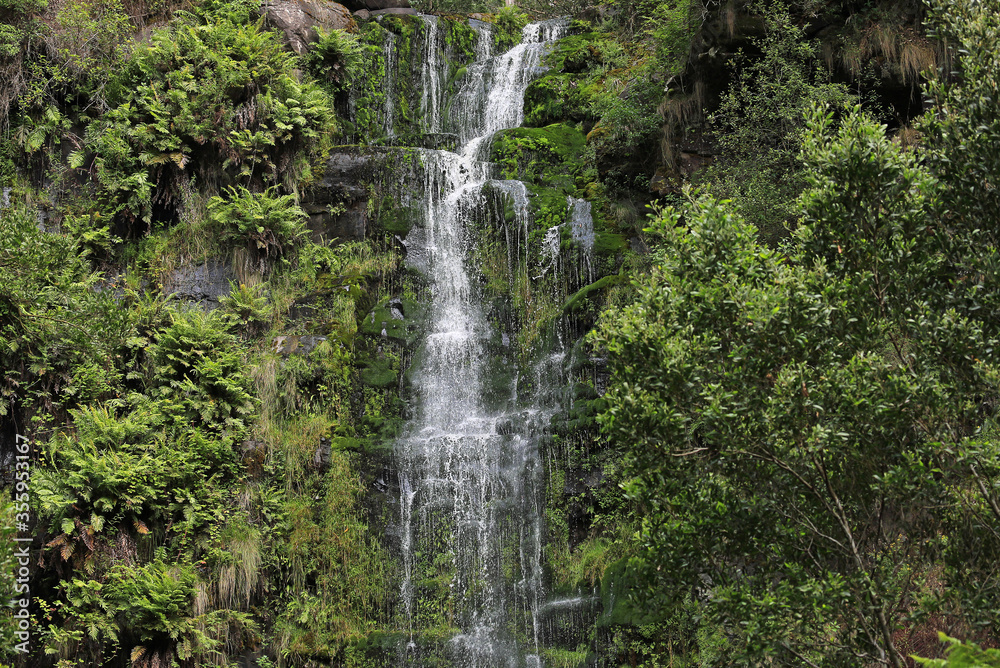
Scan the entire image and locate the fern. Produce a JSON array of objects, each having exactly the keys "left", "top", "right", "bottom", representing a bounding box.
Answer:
[{"left": 207, "top": 185, "right": 307, "bottom": 259}]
